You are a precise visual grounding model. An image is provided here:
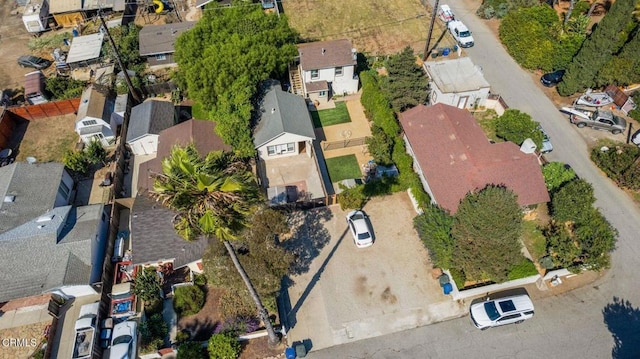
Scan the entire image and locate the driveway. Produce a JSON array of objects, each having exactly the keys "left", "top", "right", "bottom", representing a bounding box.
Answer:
[{"left": 283, "top": 192, "right": 465, "bottom": 351}]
